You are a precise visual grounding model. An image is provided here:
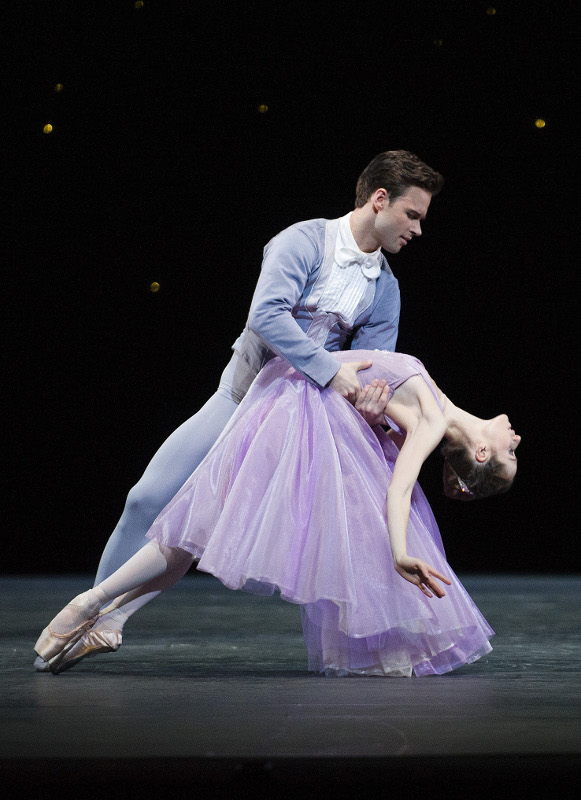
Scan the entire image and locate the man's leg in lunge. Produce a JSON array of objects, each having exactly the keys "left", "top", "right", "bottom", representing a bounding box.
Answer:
[
  {"left": 94, "top": 390, "right": 238, "bottom": 585},
  {"left": 34, "top": 392, "right": 235, "bottom": 670}
]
